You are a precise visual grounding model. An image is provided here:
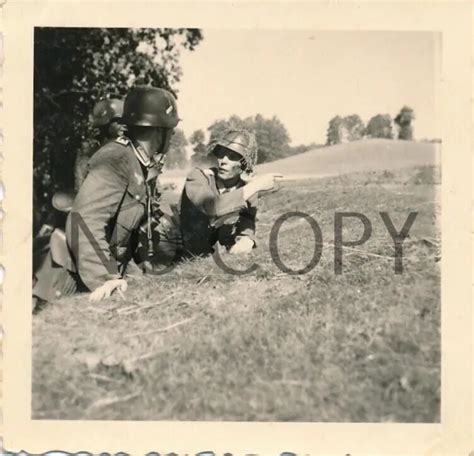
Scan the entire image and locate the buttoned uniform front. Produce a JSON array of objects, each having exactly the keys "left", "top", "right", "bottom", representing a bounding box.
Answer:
[{"left": 65, "top": 136, "right": 152, "bottom": 292}]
